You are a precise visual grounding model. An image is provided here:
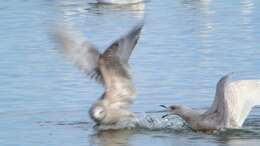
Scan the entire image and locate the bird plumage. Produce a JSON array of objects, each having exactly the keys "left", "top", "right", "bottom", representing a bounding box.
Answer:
[
  {"left": 164, "top": 74, "right": 260, "bottom": 130},
  {"left": 54, "top": 23, "right": 143, "bottom": 126}
]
